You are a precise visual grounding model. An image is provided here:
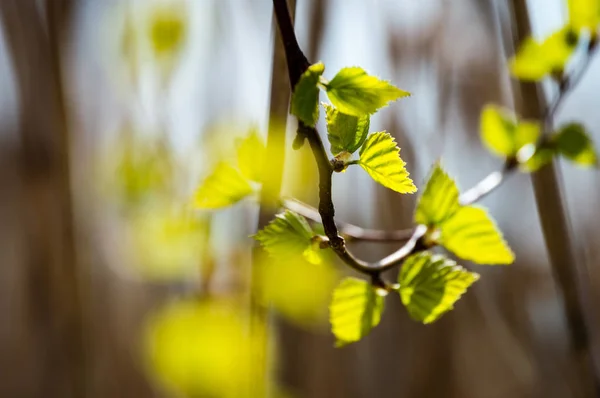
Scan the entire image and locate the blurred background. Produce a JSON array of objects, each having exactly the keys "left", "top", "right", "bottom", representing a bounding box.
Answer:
[{"left": 1, "top": 0, "right": 599, "bottom": 397}]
